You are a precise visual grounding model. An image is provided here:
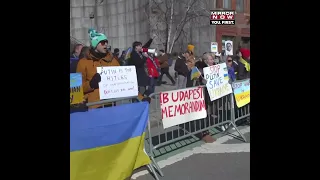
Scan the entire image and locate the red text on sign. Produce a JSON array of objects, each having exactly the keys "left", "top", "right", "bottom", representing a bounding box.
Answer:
[{"left": 160, "top": 87, "right": 206, "bottom": 119}]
